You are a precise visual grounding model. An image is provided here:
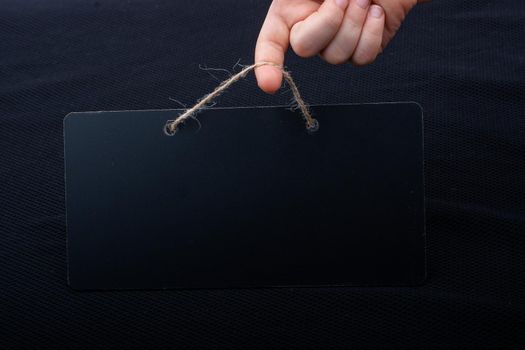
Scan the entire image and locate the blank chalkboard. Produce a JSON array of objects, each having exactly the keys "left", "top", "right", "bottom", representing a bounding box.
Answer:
[{"left": 64, "top": 103, "right": 425, "bottom": 290}]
